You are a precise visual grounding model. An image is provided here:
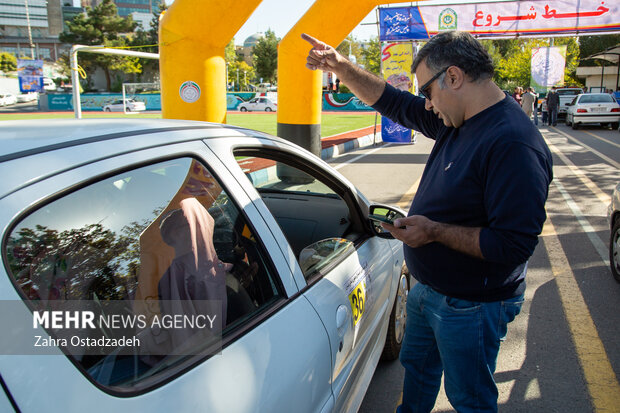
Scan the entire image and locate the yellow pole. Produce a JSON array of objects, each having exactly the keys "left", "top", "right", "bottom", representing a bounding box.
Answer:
[
  {"left": 159, "top": 0, "right": 263, "bottom": 123},
  {"left": 277, "top": 0, "right": 409, "bottom": 155}
]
